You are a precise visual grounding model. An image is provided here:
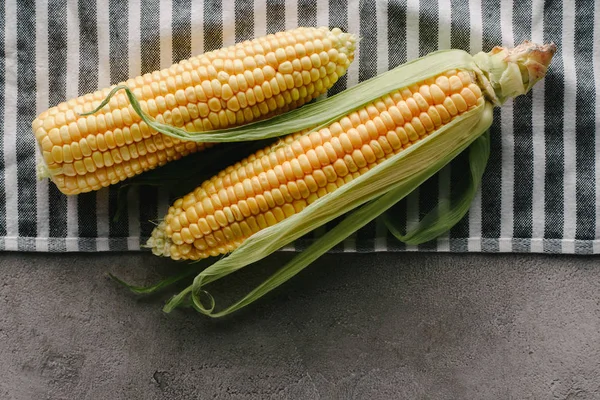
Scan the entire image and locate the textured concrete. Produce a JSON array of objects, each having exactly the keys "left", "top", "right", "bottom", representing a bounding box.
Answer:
[{"left": 0, "top": 252, "right": 599, "bottom": 399}]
